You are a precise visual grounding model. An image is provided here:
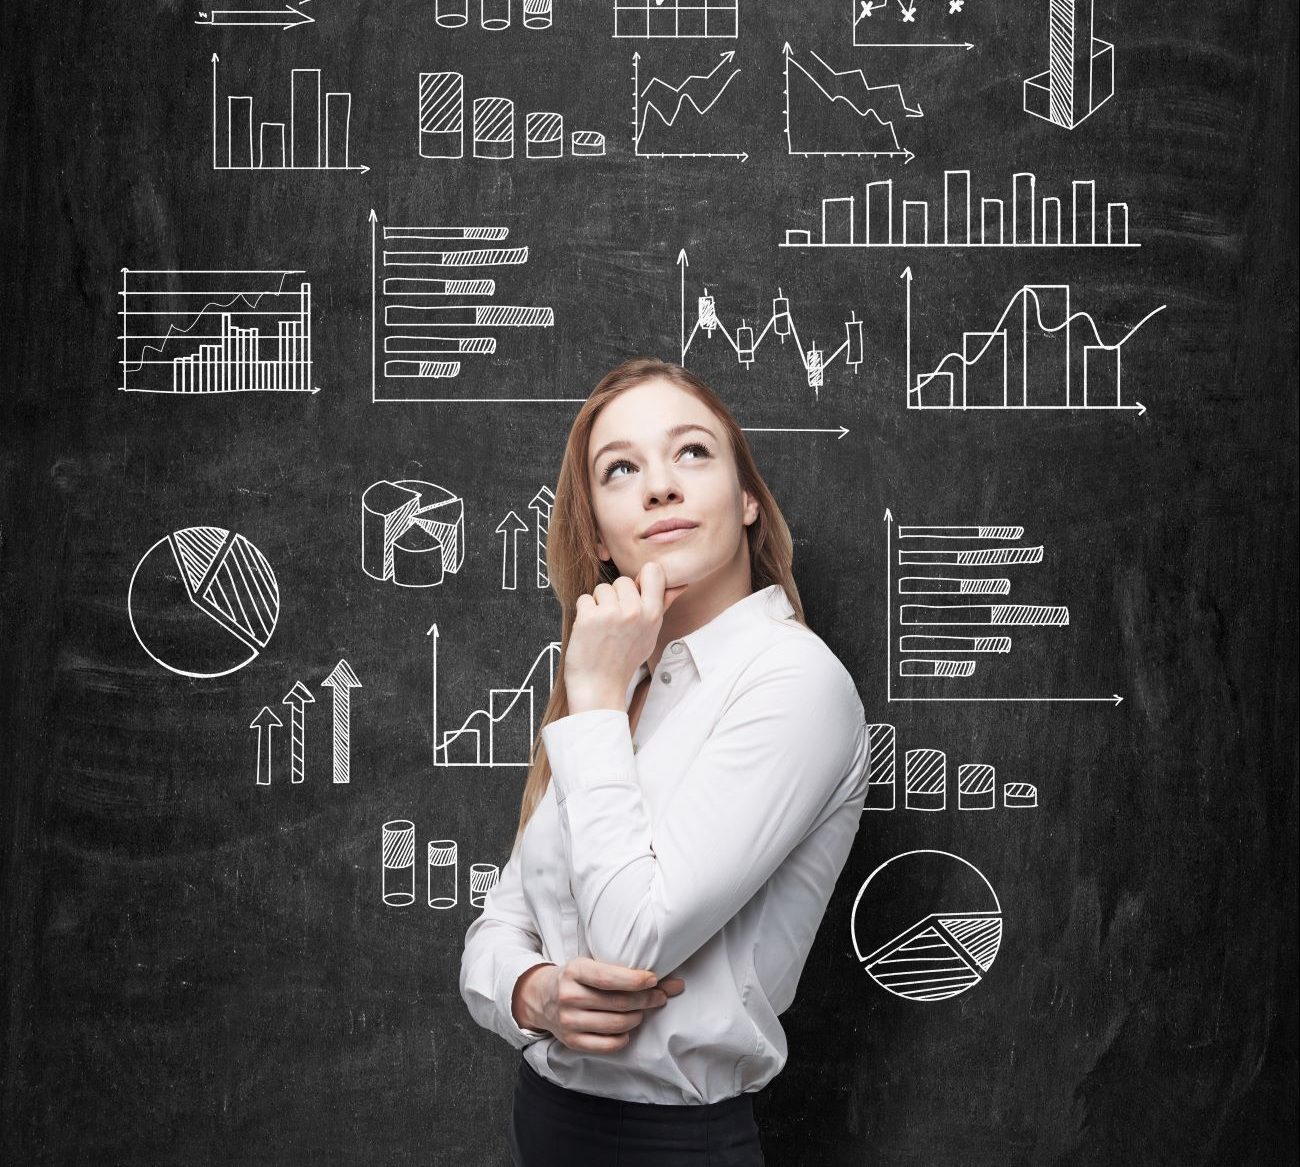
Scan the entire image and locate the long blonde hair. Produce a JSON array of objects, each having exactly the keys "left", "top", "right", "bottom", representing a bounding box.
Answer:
[{"left": 512, "top": 357, "right": 806, "bottom": 851}]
